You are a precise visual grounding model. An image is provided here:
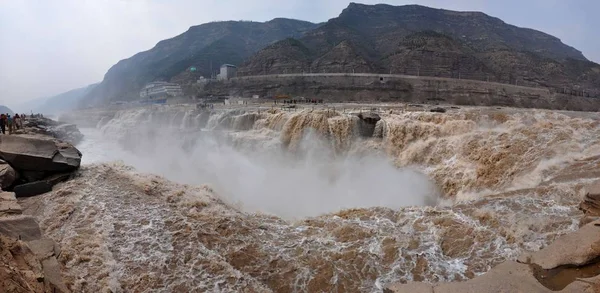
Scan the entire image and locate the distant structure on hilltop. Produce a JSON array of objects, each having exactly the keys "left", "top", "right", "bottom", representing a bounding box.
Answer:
[
  {"left": 139, "top": 81, "right": 183, "bottom": 99},
  {"left": 218, "top": 64, "right": 237, "bottom": 80}
]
